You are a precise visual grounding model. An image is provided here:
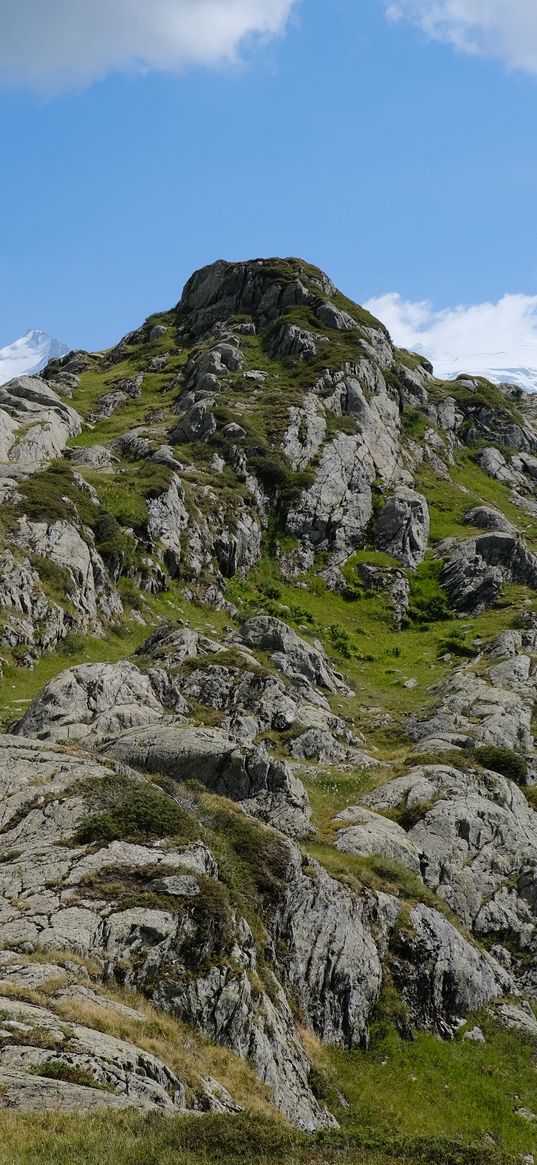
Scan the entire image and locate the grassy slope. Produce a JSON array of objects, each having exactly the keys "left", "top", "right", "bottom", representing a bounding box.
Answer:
[{"left": 0, "top": 1112, "right": 513, "bottom": 1165}]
